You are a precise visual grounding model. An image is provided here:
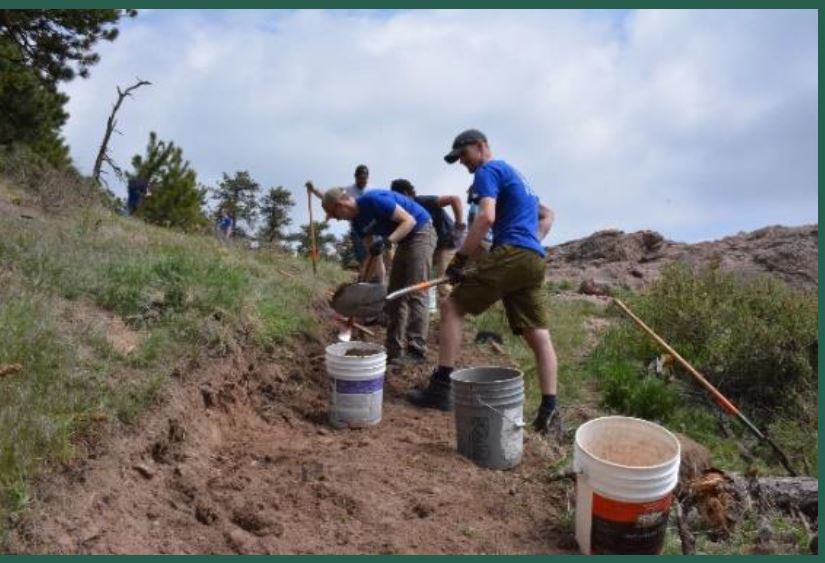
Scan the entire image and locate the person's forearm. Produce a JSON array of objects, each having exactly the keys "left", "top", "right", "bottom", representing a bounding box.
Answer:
[
  {"left": 388, "top": 217, "right": 415, "bottom": 244},
  {"left": 305, "top": 181, "right": 323, "bottom": 201},
  {"left": 451, "top": 199, "right": 464, "bottom": 225},
  {"left": 458, "top": 213, "right": 492, "bottom": 257},
  {"left": 538, "top": 205, "right": 555, "bottom": 240}
]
